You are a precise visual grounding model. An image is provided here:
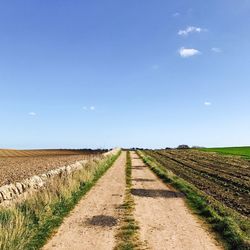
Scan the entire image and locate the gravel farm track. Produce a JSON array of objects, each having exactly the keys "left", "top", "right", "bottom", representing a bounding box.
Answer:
[
  {"left": 43, "top": 152, "right": 126, "bottom": 250},
  {"left": 1, "top": 149, "right": 249, "bottom": 249},
  {"left": 43, "top": 151, "right": 222, "bottom": 250},
  {"left": 0, "top": 149, "right": 104, "bottom": 186}
]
